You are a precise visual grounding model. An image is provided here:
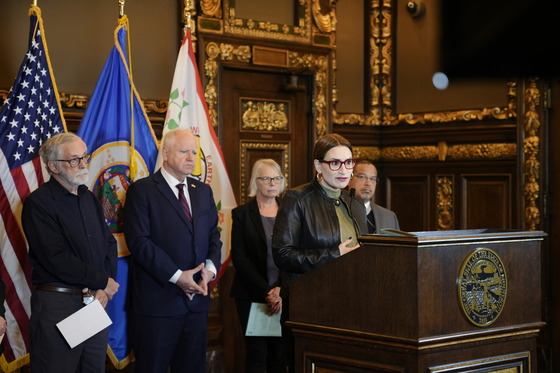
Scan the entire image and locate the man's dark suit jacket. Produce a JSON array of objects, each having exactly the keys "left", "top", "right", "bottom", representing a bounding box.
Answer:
[
  {"left": 370, "top": 202, "right": 400, "bottom": 233},
  {"left": 230, "top": 198, "right": 280, "bottom": 303},
  {"left": 123, "top": 170, "right": 222, "bottom": 316}
]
